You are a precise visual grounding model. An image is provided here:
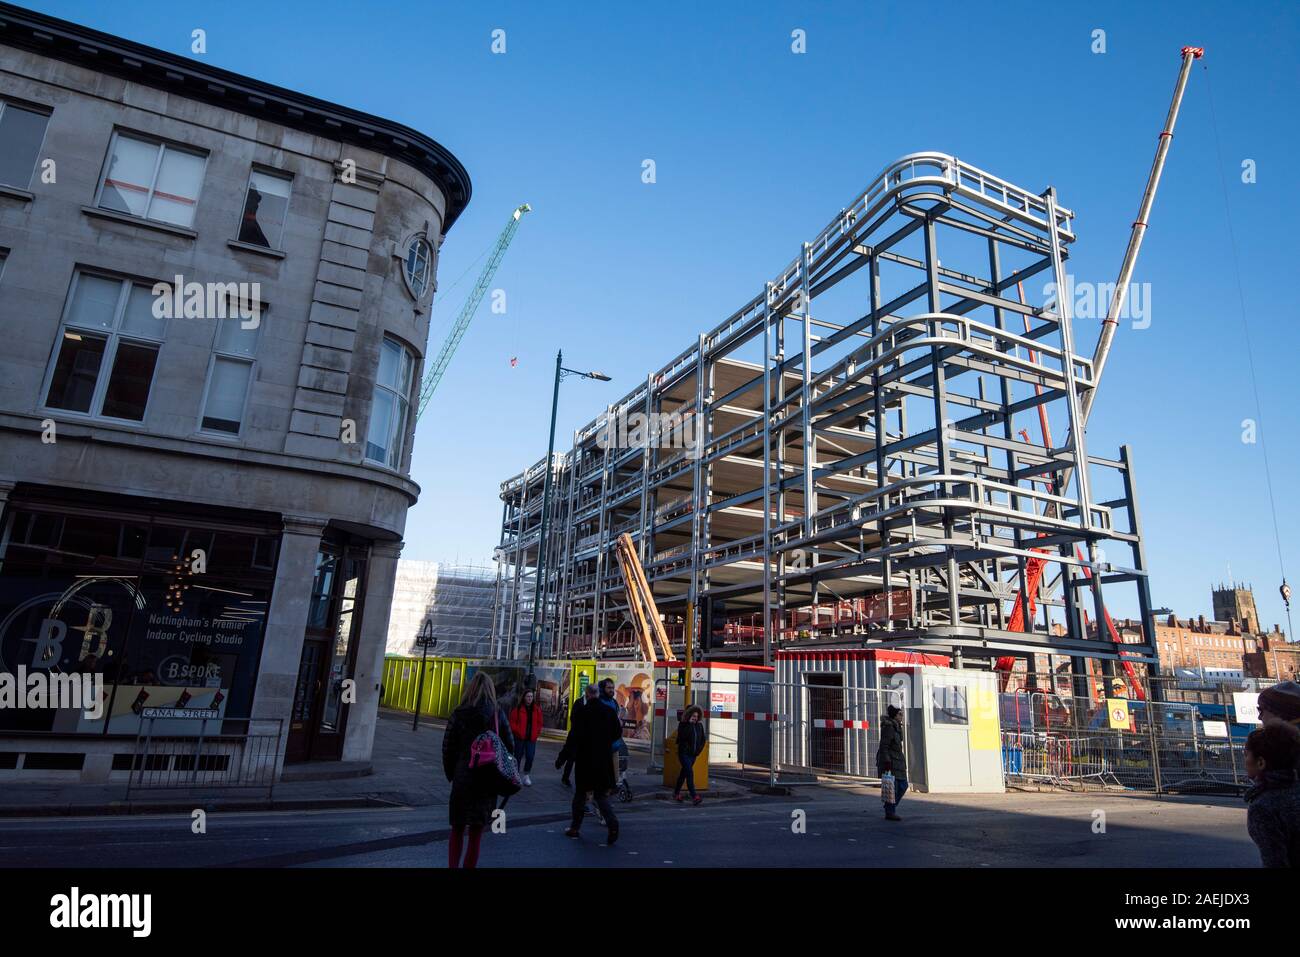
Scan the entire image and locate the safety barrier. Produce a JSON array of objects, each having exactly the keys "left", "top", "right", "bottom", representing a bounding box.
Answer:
[
  {"left": 650, "top": 672, "right": 900, "bottom": 784},
  {"left": 1002, "top": 728, "right": 1246, "bottom": 793},
  {"left": 125, "top": 718, "right": 282, "bottom": 799}
]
